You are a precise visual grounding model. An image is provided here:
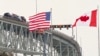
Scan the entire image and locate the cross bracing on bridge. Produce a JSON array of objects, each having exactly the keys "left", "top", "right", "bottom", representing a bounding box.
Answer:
[{"left": 0, "top": 16, "right": 81, "bottom": 56}]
